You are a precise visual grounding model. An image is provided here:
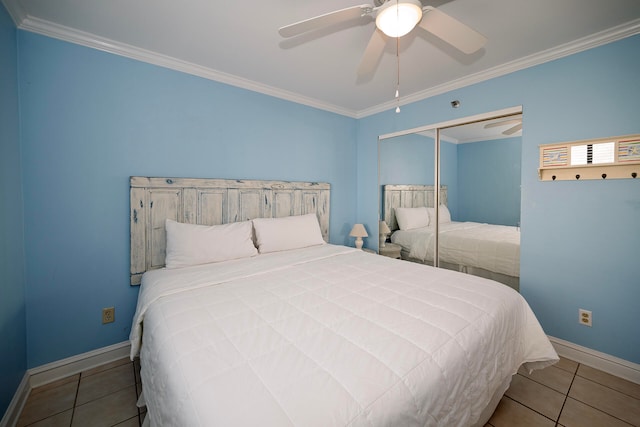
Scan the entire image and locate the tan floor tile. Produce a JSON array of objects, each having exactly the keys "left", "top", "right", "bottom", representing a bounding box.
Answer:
[
  {"left": 555, "top": 357, "right": 579, "bottom": 374},
  {"left": 25, "top": 409, "right": 73, "bottom": 427},
  {"left": 558, "top": 397, "right": 634, "bottom": 427},
  {"left": 569, "top": 376, "right": 640, "bottom": 426},
  {"left": 29, "top": 375, "right": 79, "bottom": 397},
  {"left": 17, "top": 381, "right": 78, "bottom": 427},
  {"left": 82, "top": 357, "right": 131, "bottom": 377},
  {"left": 71, "top": 385, "right": 138, "bottom": 427},
  {"left": 505, "top": 374, "right": 566, "bottom": 420},
  {"left": 577, "top": 364, "right": 640, "bottom": 400},
  {"left": 518, "top": 364, "right": 574, "bottom": 394},
  {"left": 113, "top": 415, "right": 140, "bottom": 427},
  {"left": 76, "top": 363, "right": 136, "bottom": 405},
  {"left": 488, "top": 396, "right": 555, "bottom": 427}
]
